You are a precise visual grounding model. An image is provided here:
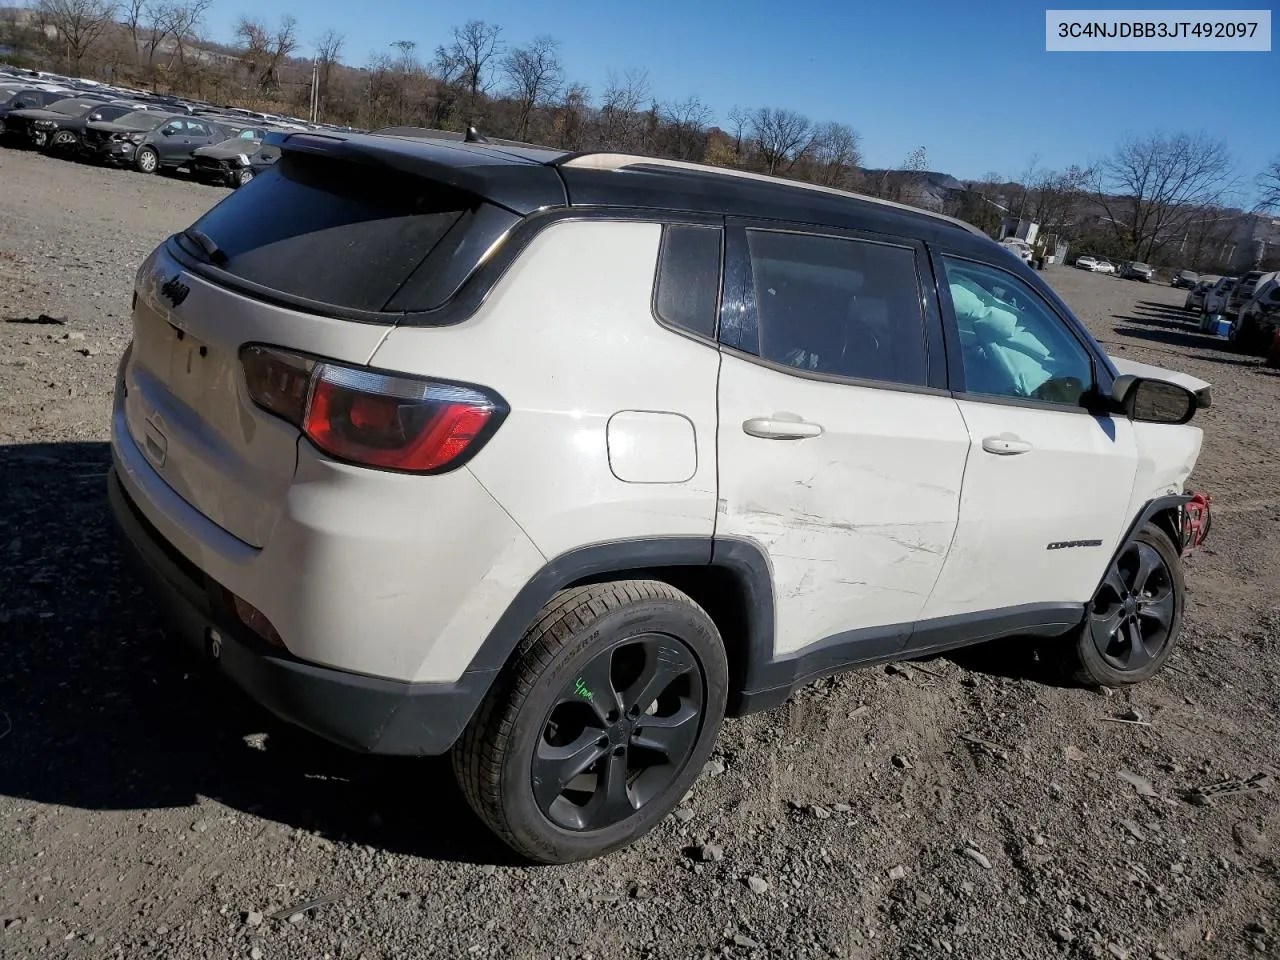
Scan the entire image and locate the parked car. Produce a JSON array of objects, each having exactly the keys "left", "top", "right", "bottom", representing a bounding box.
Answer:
[
  {"left": 1183, "top": 275, "right": 1220, "bottom": 312},
  {"left": 107, "top": 134, "right": 1213, "bottom": 864},
  {"left": 1122, "top": 261, "right": 1155, "bottom": 282},
  {"left": 1094, "top": 259, "right": 1117, "bottom": 275},
  {"left": 1171, "top": 269, "right": 1198, "bottom": 289},
  {"left": 1231, "top": 274, "right": 1280, "bottom": 355},
  {"left": 1203, "top": 276, "right": 1239, "bottom": 316},
  {"left": 1226, "top": 270, "right": 1268, "bottom": 319},
  {"left": 1, "top": 96, "right": 145, "bottom": 151},
  {"left": 188, "top": 129, "right": 282, "bottom": 187},
  {"left": 0, "top": 87, "right": 76, "bottom": 129},
  {"left": 1000, "top": 237, "right": 1033, "bottom": 263},
  {"left": 1074, "top": 255, "right": 1099, "bottom": 271},
  {"left": 83, "top": 112, "right": 227, "bottom": 173}
]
